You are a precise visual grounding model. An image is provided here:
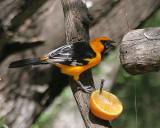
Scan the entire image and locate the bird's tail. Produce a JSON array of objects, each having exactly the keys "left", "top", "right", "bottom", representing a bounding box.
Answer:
[{"left": 9, "top": 56, "right": 49, "bottom": 68}]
